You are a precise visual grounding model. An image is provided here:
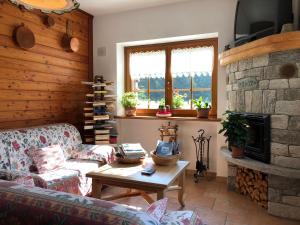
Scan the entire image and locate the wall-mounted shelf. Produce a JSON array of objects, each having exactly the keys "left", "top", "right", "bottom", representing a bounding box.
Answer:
[{"left": 219, "top": 31, "right": 300, "bottom": 66}]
